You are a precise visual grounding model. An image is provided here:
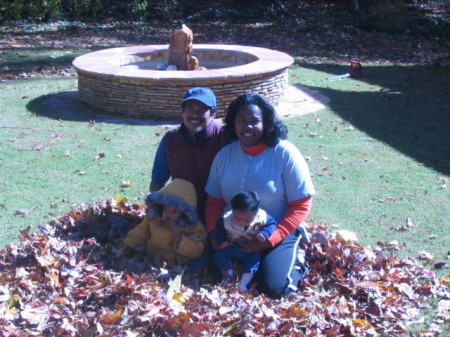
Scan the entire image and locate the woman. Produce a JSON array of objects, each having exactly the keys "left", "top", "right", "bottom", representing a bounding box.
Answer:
[{"left": 205, "top": 93, "right": 315, "bottom": 296}]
